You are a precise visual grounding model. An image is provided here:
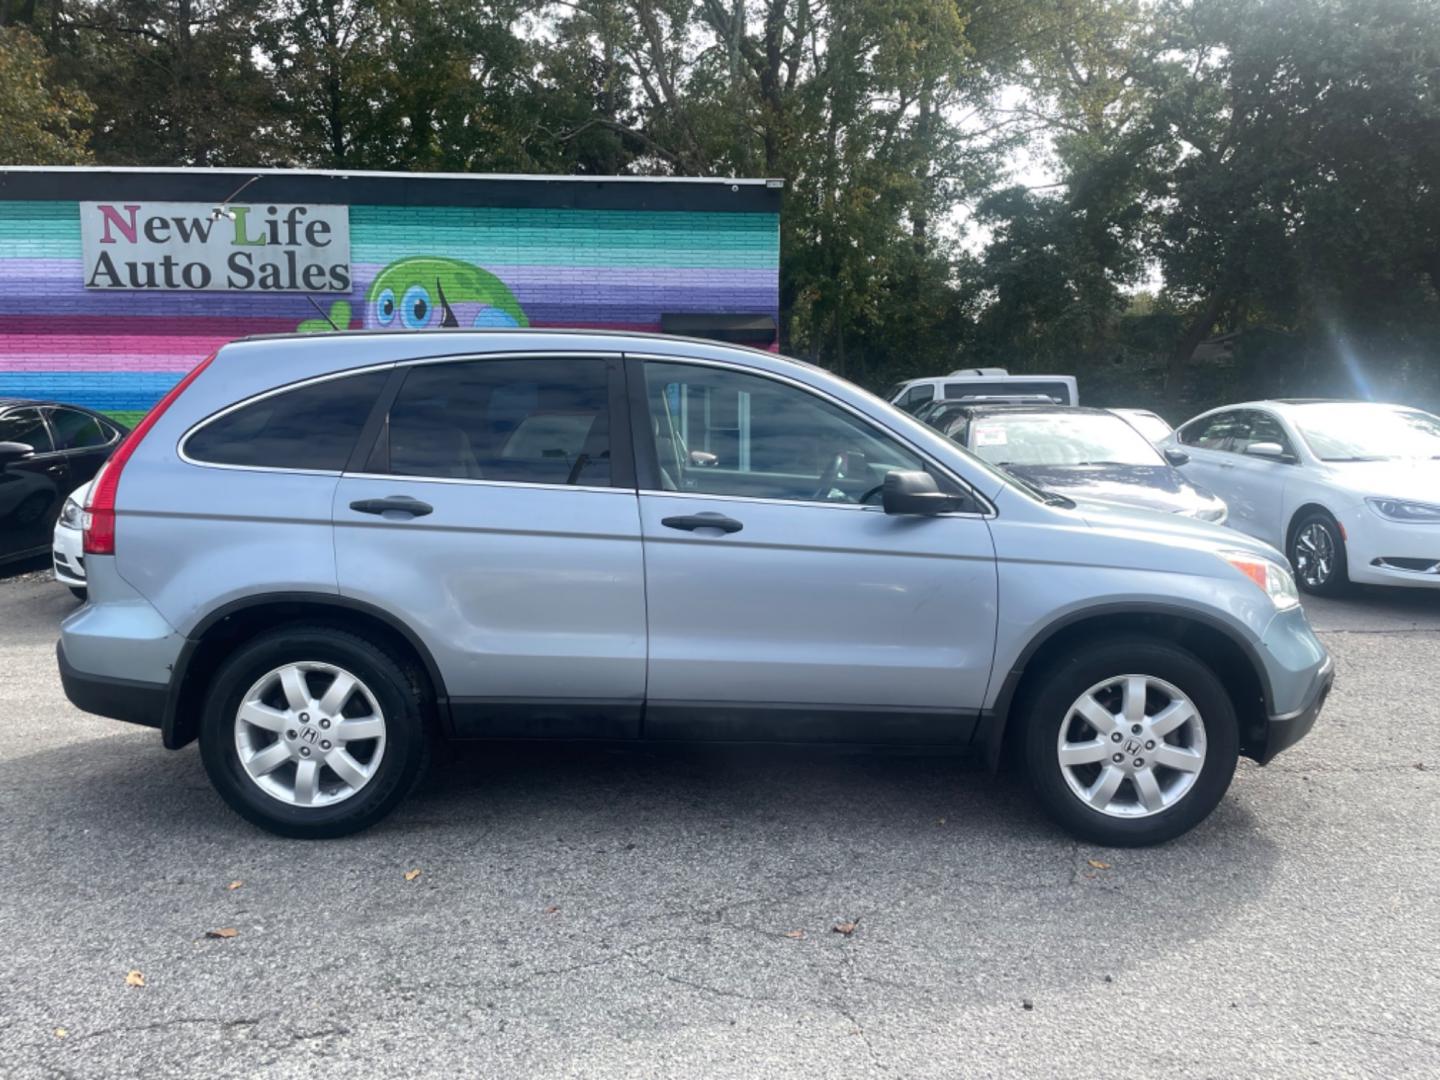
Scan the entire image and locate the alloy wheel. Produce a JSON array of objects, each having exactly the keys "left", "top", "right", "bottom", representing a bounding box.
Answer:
[
  {"left": 233, "top": 662, "right": 387, "bottom": 807},
  {"left": 1294, "top": 523, "right": 1335, "bottom": 589},
  {"left": 1056, "top": 674, "right": 1207, "bottom": 818}
]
